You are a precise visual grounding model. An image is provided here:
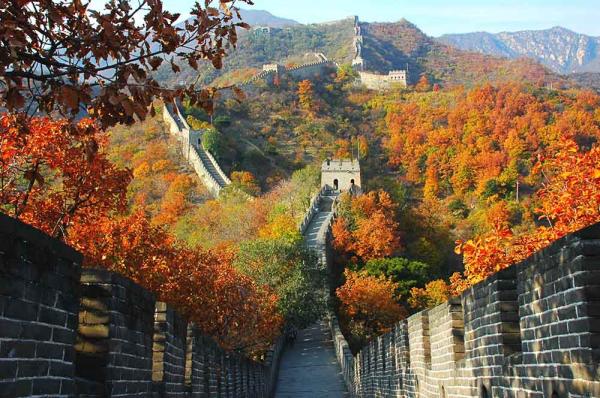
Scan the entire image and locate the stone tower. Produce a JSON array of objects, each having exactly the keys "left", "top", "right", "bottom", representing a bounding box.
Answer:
[{"left": 321, "top": 159, "right": 361, "bottom": 194}]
